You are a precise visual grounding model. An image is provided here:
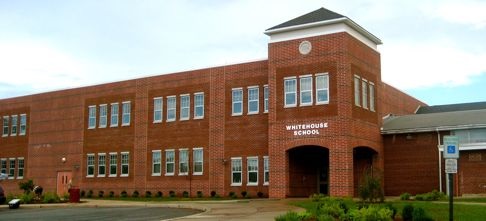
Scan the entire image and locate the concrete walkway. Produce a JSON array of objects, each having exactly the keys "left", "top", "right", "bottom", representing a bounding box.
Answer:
[{"left": 1, "top": 198, "right": 303, "bottom": 221}]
